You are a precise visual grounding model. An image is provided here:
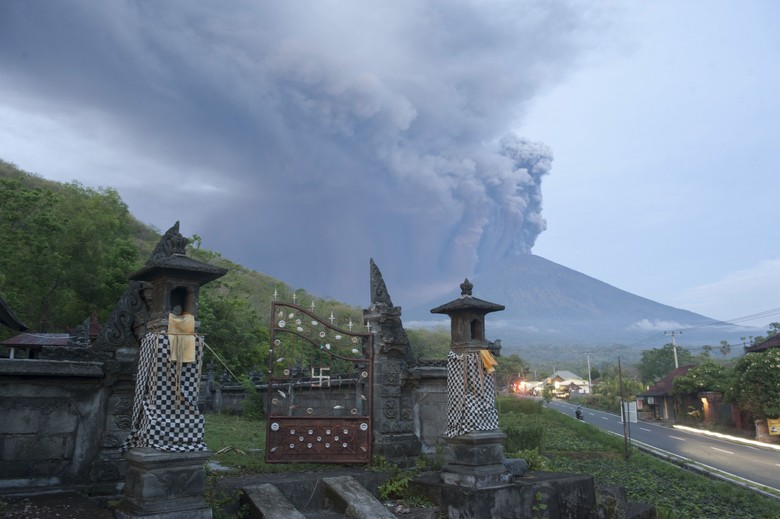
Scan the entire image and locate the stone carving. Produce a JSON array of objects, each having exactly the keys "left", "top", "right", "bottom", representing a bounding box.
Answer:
[
  {"left": 460, "top": 278, "right": 473, "bottom": 296},
  {"left": 113, "top": 397, "right": 133, "bottom": 415},
  {"left": 383, "top": 400, "right": 398, "bottom": 419},
  {"left": 365, "top": 259, "right": 412, "bottom": 357},
  {"left": 114, "top": 414, "right": 132, "bottom": 431},
  {"left": 153, "top": 469, "right": 202, "bottom": 497},
  {"left": 370, "top": 258, "right": 393, "bottom": 306},
  {"left": 380, "top": 386, "right": 401, "bottom": 397},
  {"left": 148, "top": 221, "right": 189, "bottom": 262},
  {"left": 102, "top": 433, "right": 122, "bottom": 448},
  {"left": 94, "top": 280, "right": 151, "bottom": 349}
]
